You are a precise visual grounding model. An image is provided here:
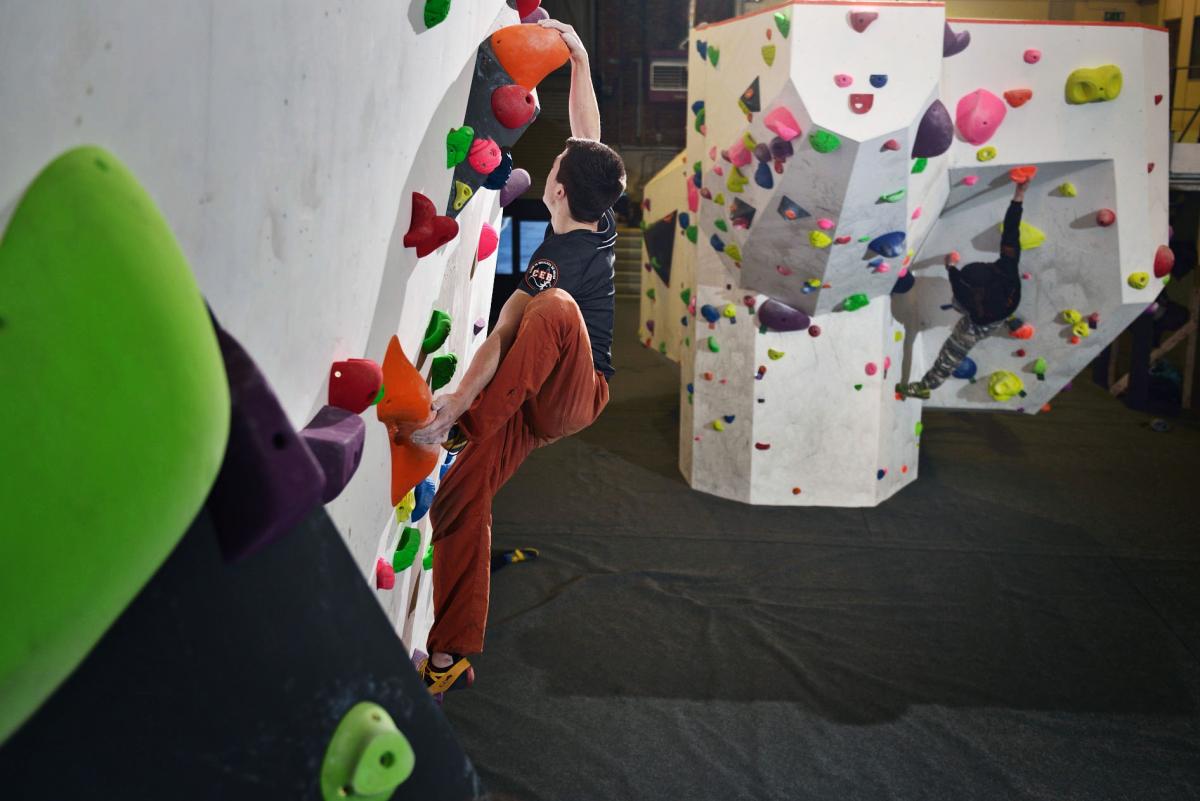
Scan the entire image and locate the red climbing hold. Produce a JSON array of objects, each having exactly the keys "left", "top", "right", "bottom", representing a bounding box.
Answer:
[
  {"left": 1148, "top": 162, "right": 1156, "bottom": 173},
  {"left": 329, "top": 358, "right": 384, "bottom": 415},
  {"left": 403, "top": 192, "right": 459, "bottom": 257},
  {"left": 1155, "top": 94, "right": 1163, "bottom": 105},
  {"left": 491, "top": 24, "right": 571, "bottom": 90},
  {"left": 1154, "top": 244, "right": 1175, "bottom": 278},
  {"left": 1003, "top": 88, "right": 1032, "bottom": 107},
  {"left": 492, "top": 84, "right": 537, "bottom": 128},
  {"left": 478, "top": 221, "right": 499, "bottom": 261},
  {"left": 808, "top": 325, "right": 821, "bottom": 337},
  {"left": 755, "top": 442, "right": 771, "bottom": 450},
  {"left": 516, "top": 0, "right": 541, "bottom": 19},
  {"left": 376, "top": 557, "right": 396, "bottom": 590},
  {"left": 1096, "top": 208, "right": 1116, "bottom": 227},
  {"left": 882, "top": 139, "right": 900, "bottom": 151},
  {"left": 848, "top": 10, "right": 878, "bottom": 32},
  {"left": 1010, "top": 323, "right": 1035, "bottom": 340}
]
